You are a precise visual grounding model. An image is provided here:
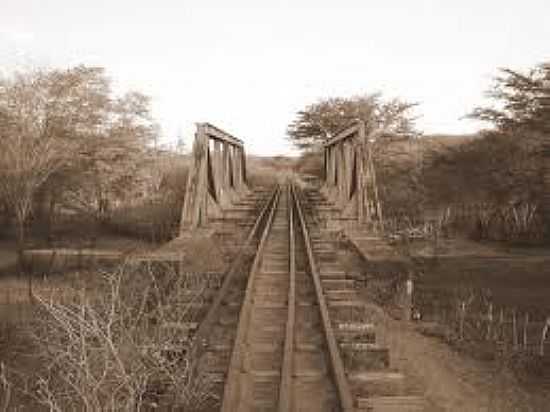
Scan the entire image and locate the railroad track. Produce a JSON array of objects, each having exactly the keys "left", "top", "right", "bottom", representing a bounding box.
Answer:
[{"left": 193, "top": 183, "right": 430, "bottom": 411}]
